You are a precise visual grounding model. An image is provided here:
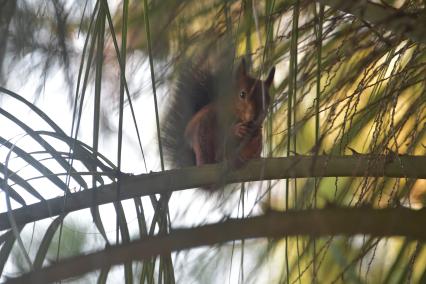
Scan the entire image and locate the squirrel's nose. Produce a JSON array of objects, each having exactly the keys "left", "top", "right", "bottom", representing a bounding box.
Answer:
[{"left": 243, "top": 104, "right": 255, "bottom": 122}]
